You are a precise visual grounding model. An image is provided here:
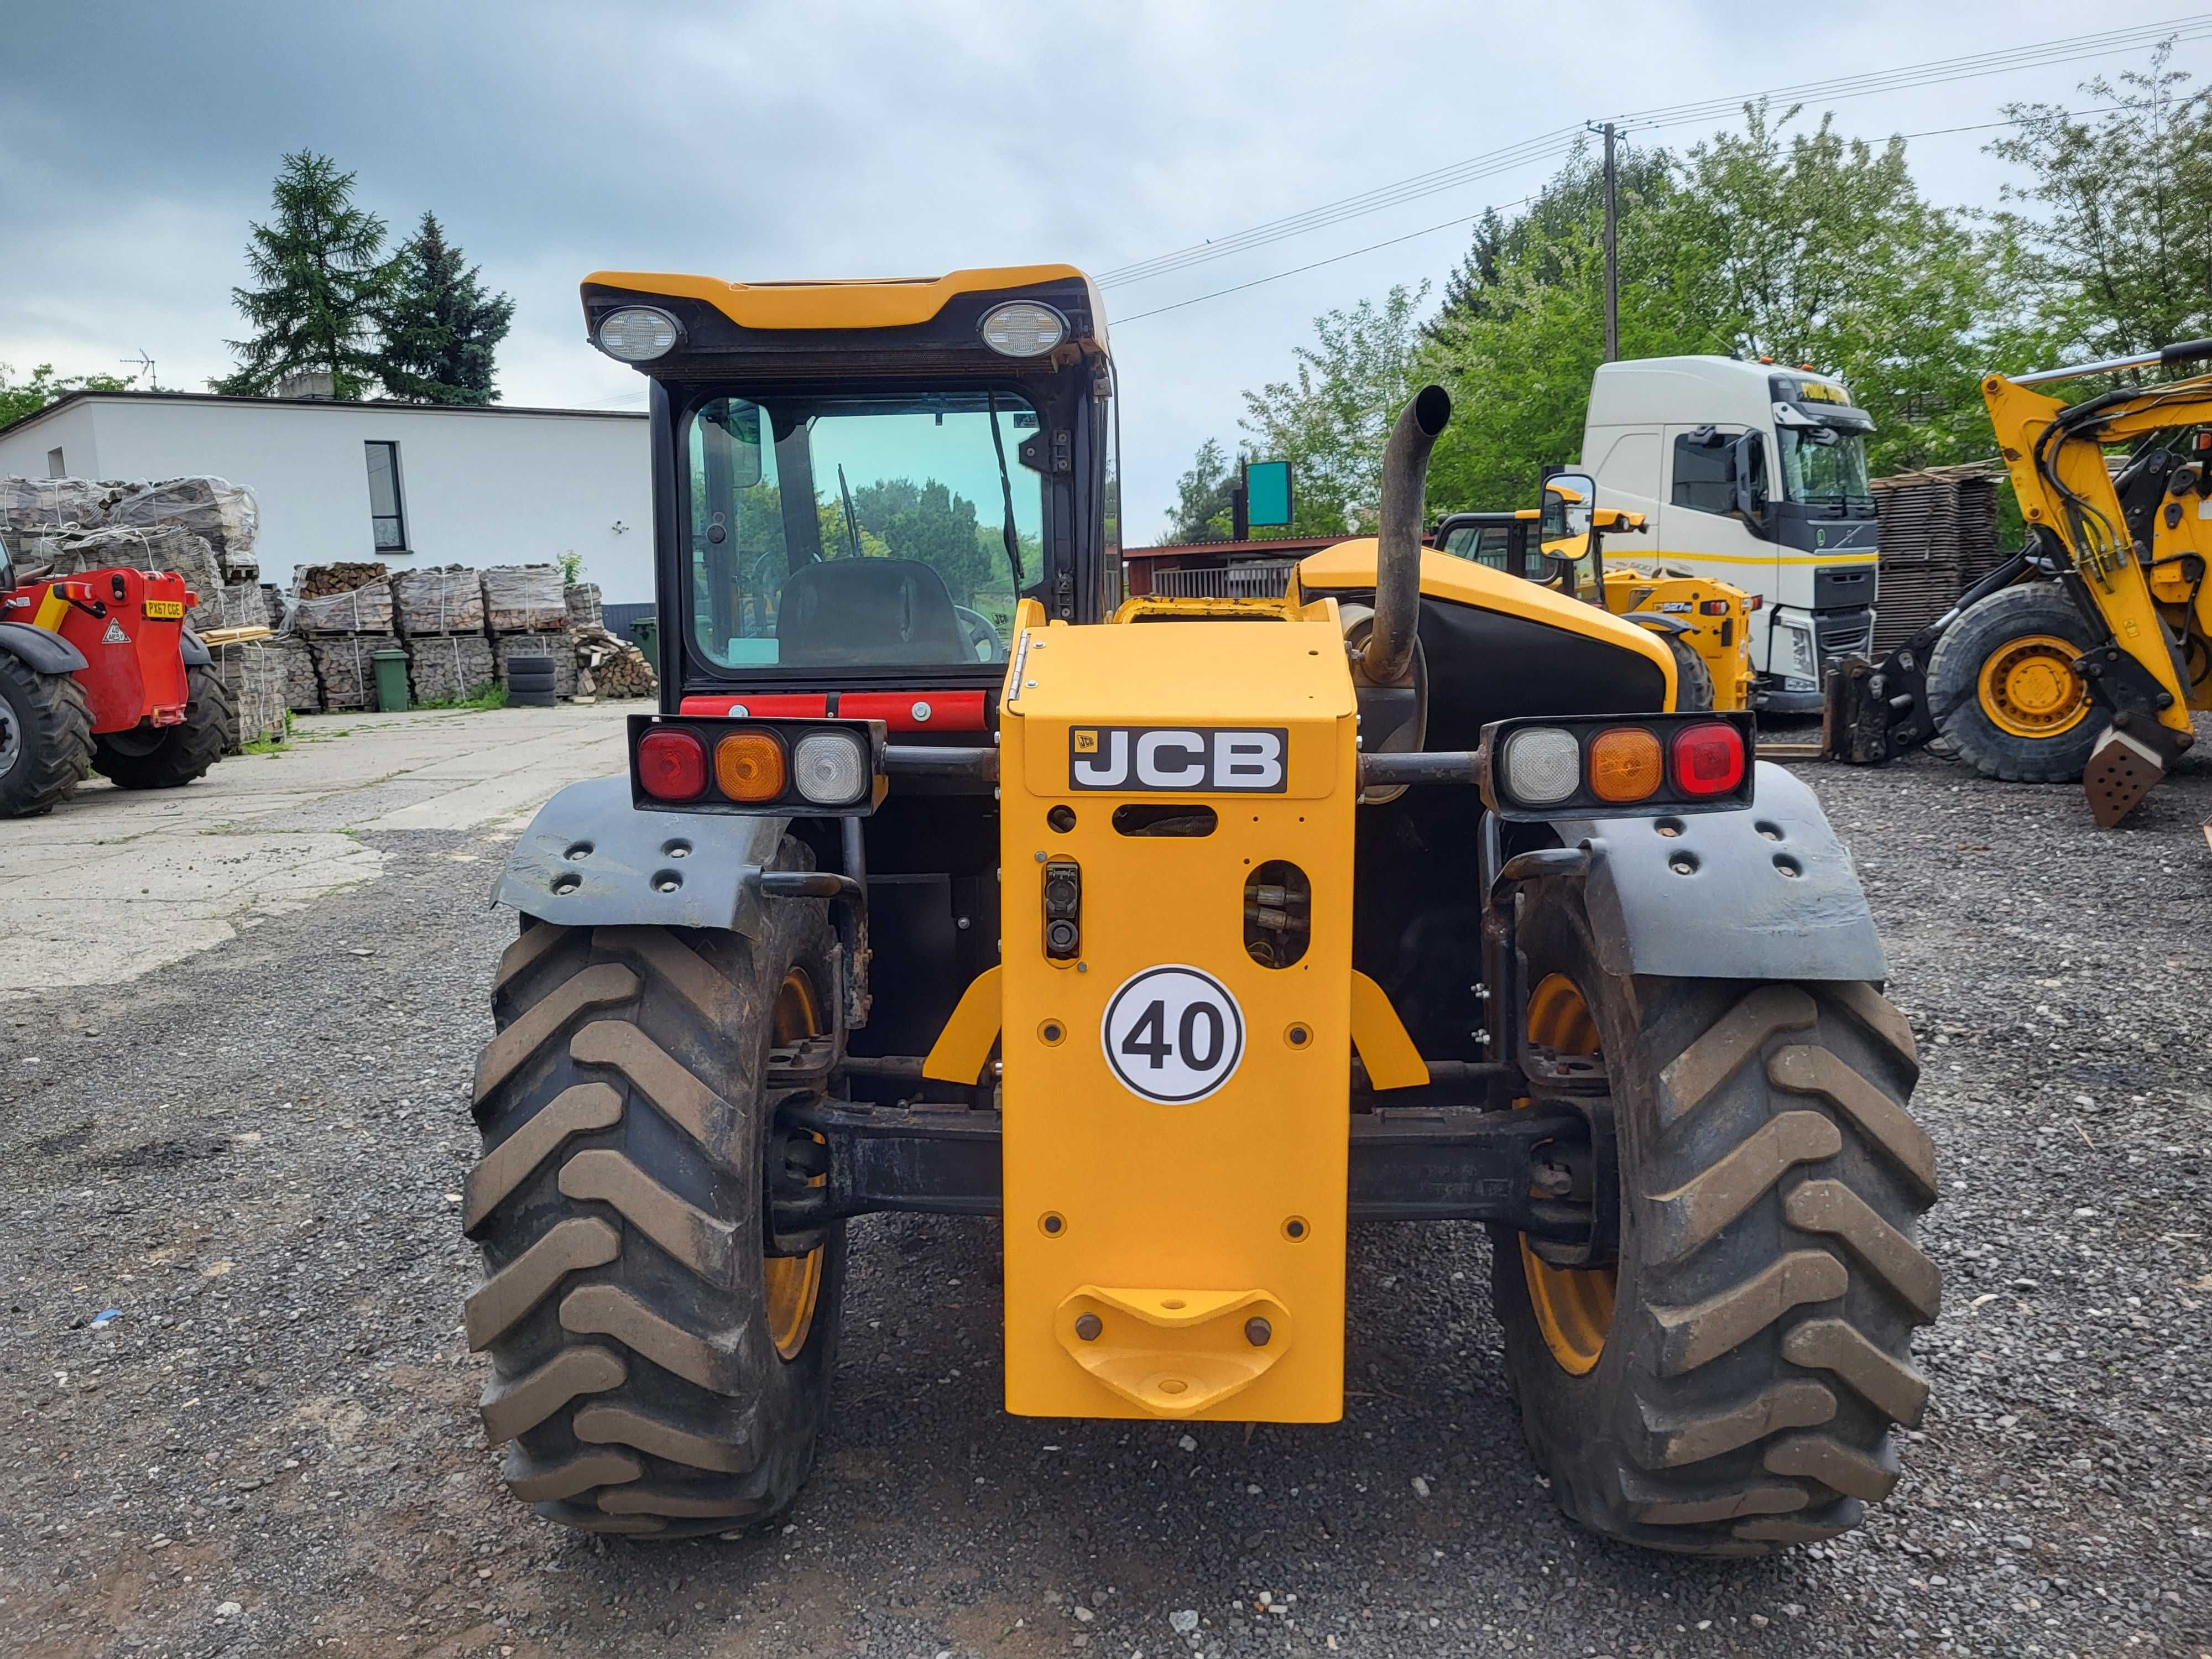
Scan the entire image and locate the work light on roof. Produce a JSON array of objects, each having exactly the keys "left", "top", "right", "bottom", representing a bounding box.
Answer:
[
  {"left": 597, "top": 306, "right": 680, "bottom": 362},
  {"left": 979, "top": 301, "right": 1066, "bottom": 358}
]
